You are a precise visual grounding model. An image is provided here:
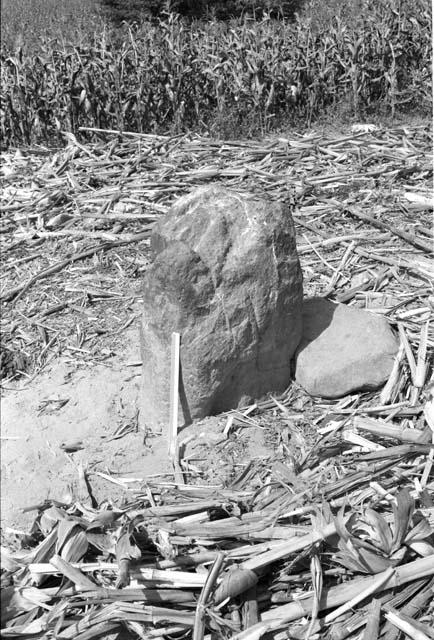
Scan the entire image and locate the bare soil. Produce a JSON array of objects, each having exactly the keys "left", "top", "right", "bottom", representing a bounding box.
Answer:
[
  {"left": 1, "top": 324, "right": 278, "bottom": 533},
  {"left": 0, "top": 328, "right": 172, "bottom": 531}
]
